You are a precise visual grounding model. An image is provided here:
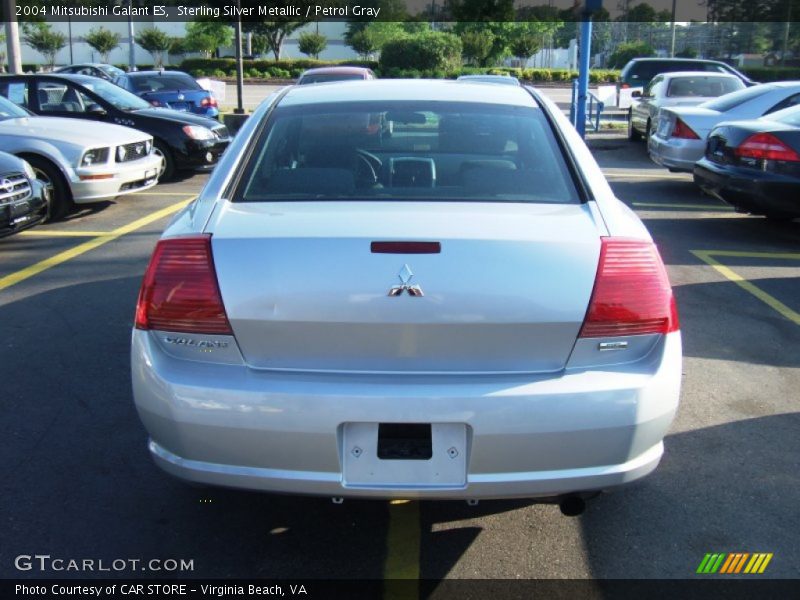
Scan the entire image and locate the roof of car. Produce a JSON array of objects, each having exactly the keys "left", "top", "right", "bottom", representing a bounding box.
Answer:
[
  {"left": 629, "top": 58, "right": 726, "bottom": 63},
  {"left": 279, "top": 79, "right": 535, "bottom": 107},
  {"left": 657, "top": 71, "right": 742, "bottom": 79},
  {"left": 300, "top": 66, "right": 372, "bottom": 76},
  {"left": 127, "top": 70, "right": 193, "bottom": 77}
]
